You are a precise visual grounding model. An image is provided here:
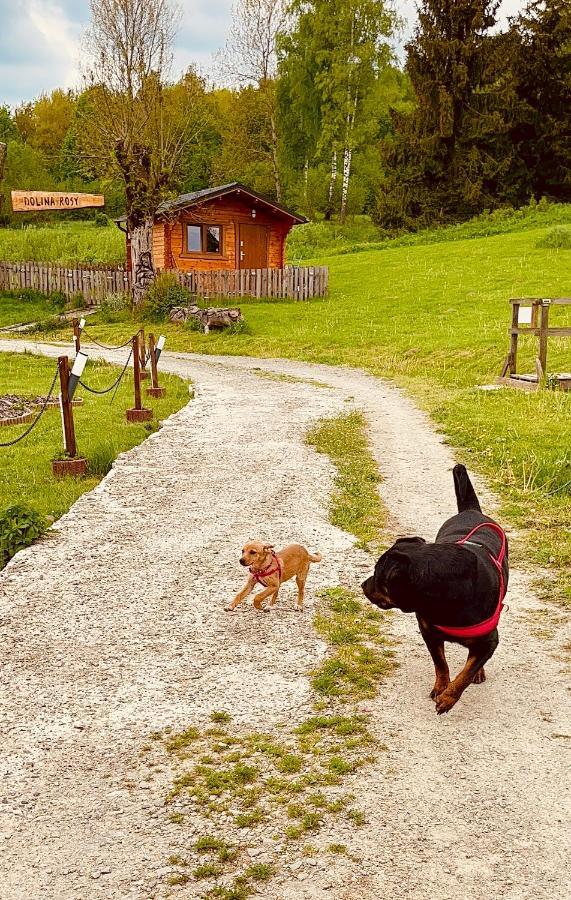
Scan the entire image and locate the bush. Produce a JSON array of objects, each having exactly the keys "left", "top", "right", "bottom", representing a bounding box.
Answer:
[
  {"left": 93, "top": 212, "right": 110, "bottom": 227},
  {"left": 46, "top": 290, "right": 66, "bottom": 312},
  {"left": 141, "top": 274, "right": 192, "bottom": 322},
  {"left": 0, "top": 504, "right": 46, "bottom": 568},
  {"left": 536, "top": 226, "right": 571, "bottom": 249}
]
